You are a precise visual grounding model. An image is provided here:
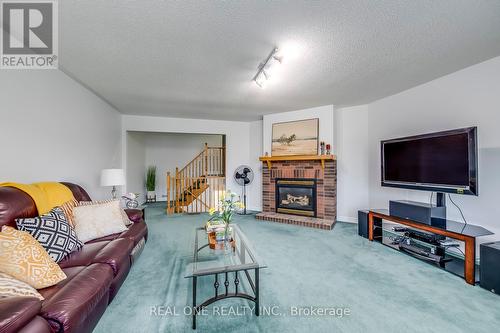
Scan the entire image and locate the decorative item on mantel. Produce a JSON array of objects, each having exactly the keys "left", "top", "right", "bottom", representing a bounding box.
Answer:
[
  {"left": 320, "top": 141, "right": 325, "bottom": 155},
  {"left": 206, "top": 190, "right": 244, "bottom": 251},
  {"left": 145, "top": 166, "right": 157, "bottom": 203},
  {"left": 326, "top": 144, "right": 331, "bottom": 155}
]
